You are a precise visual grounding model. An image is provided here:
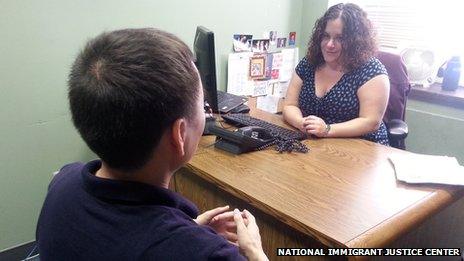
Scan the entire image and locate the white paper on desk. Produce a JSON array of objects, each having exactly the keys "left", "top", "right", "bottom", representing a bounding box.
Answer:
[
  {"left": 227, "top": 52, "right": 254, "bottom": 96},
  {"left": 389, "top": 153, "right": 464, "bottom": 185},
  {"left": 257, "top": 95, "right": 280, "bottom": 113},
  {"left": 280, "top": 48, "right": 298, "bottom": 81}
]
